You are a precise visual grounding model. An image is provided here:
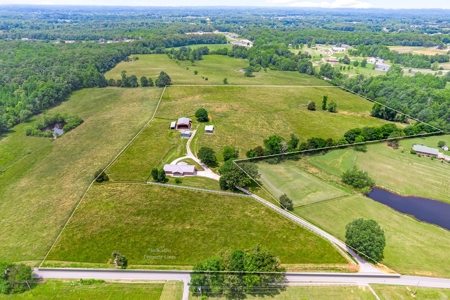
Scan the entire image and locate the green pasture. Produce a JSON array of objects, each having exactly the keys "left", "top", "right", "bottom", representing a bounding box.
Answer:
[
  {"left": 308, "top": 135, "right": 450, "bottom": 203},
  {"left": 104, "top": 54, "right": 330, "bottom": 86},
  {"left": 190, "top": 285, "right": 376, "bottom": 300},
  {"left": 158, "top": 85, "right": 394, "bottom": 160},
  {"left": 170, "top": 43, "right": 232, "bottom": 51},
  {"left": 257, "top": 161, "right": 349, "bottom": 207},
  {"left": 296, "top": 194, "right": 450, "bottom": 277},
  {"left": 0, "top": 280, "right": 168, "bottom": 300},
  {"left": 46, "top": 183, "right": 347, "bottom": 268},
  {"left": 371, "top": 284, "right": 450, "bottom": 300},
  {"left": 0, "top": 87, "right": 160, "bottom": 263}
]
